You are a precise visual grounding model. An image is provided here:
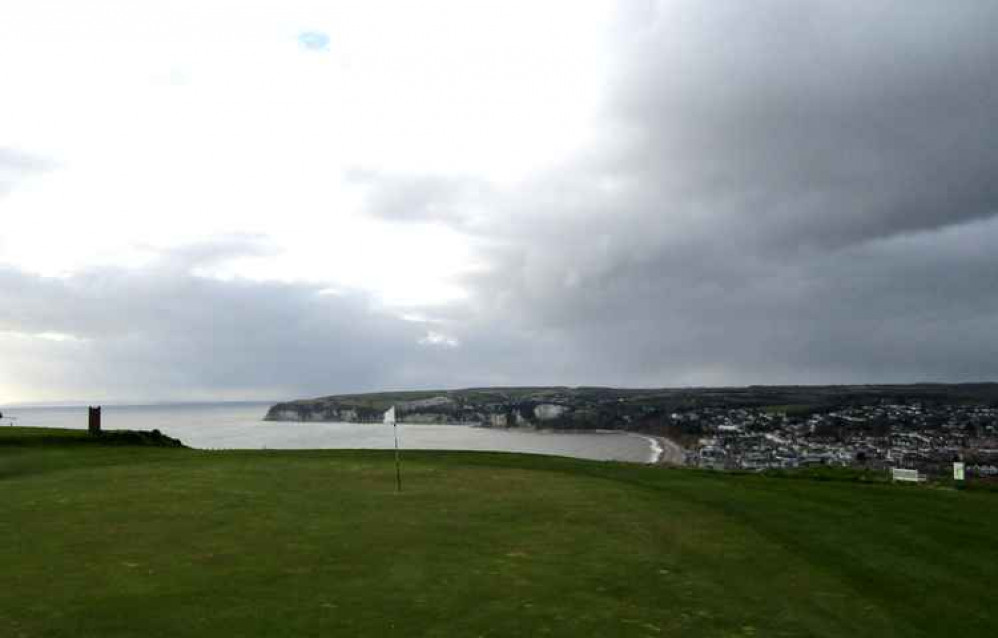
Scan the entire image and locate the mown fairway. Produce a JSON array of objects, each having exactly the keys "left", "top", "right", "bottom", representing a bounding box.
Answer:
[{"left": 2, "top": 427, "right": 996, "bottom": 637}]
